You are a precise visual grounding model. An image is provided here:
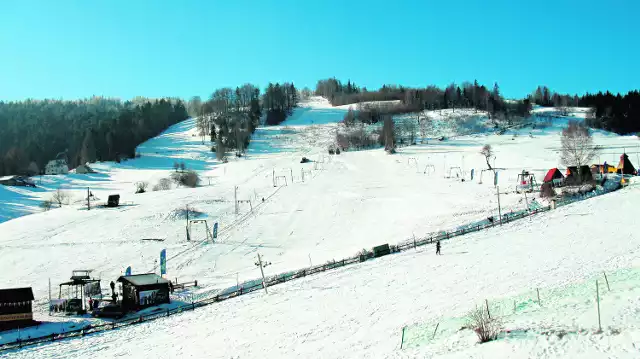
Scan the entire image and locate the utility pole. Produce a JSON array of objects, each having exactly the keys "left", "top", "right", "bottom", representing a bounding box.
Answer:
[
  {"left": 497, "top": 186, "right": 502, "bottom": 225},
  {"left": 257, "top": 253, "right": 268, "bottom": 294}
]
